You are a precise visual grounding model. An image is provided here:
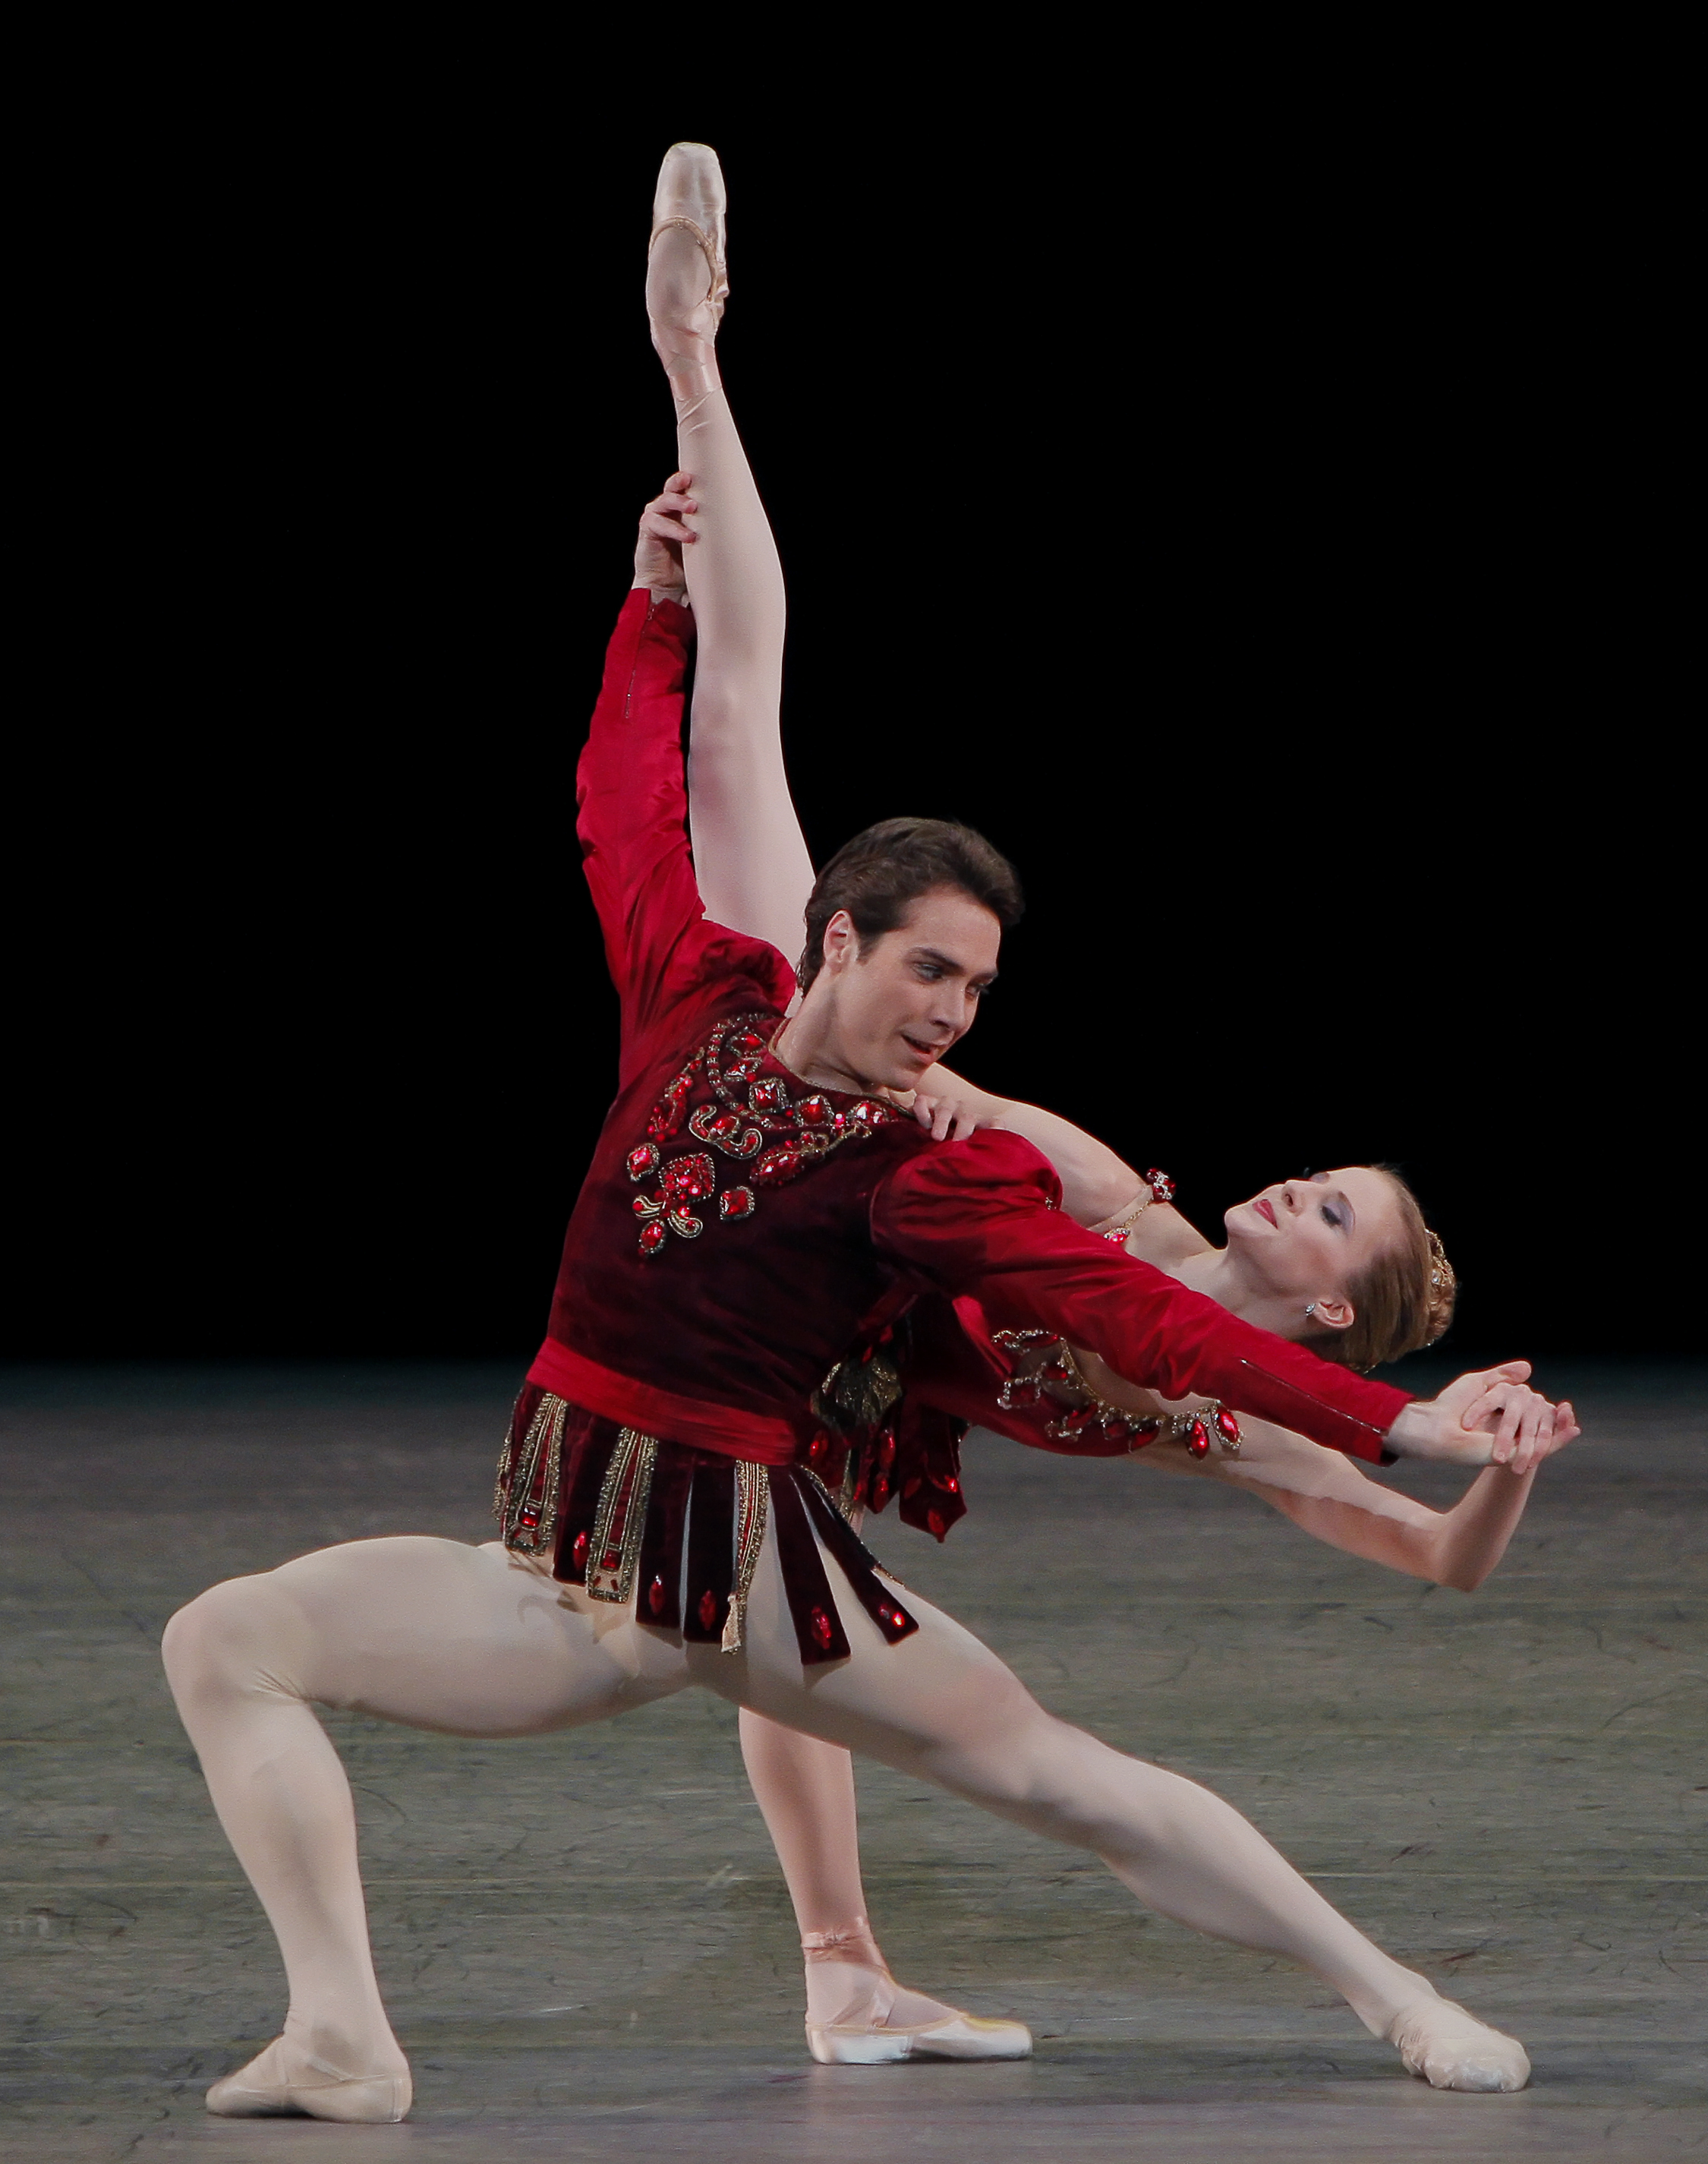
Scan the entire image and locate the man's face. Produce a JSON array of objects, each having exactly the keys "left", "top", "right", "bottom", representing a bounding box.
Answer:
[{"left": 821, "top": 886, "right": 1002, "bottom": 1093}]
